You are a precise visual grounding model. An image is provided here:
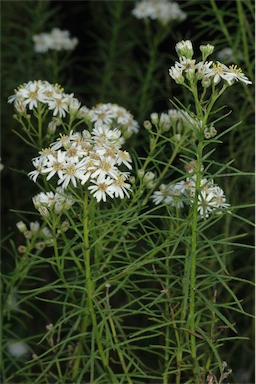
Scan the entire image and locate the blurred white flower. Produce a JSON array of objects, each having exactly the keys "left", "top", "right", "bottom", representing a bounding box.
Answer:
[
  {"left": 7, "top": 341, "right": 29, "bottom": 358},
  {"left": 132, "top": 0, "right": 186, "bottom": 25},
  {"left": 33, "top": 28, "right": 78, "bottom": 52}
]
